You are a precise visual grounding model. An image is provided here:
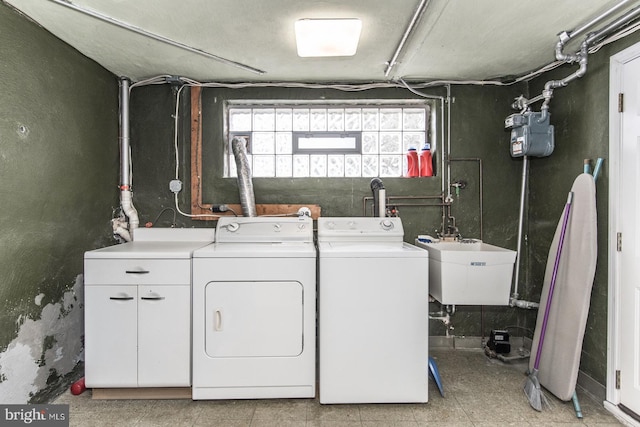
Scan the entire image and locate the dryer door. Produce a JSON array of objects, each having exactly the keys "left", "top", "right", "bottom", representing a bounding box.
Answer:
[{"left": 205, "top": 281, "right": 303, "bottom": 357}]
